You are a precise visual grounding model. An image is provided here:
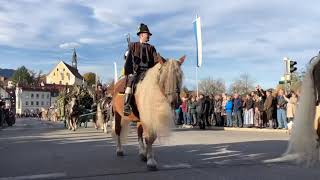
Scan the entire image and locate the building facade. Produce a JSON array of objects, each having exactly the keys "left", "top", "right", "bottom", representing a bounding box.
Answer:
[
  {"left": 15, "top": 87, "right": 52, "bottom": 115},
  {"left": 46, "top": 49, "right": 87, "bottom": 86}
]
